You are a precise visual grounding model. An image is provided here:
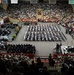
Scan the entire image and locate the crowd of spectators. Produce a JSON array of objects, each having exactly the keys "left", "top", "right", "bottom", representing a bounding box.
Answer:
[
  {"left": 7, "top": 3, "right": 72, "bottom": 21},
  {"left": 0, "top": 2, "right": 74, "bottom": 39},
  {"left": 0, "top": 2, "right": 73, "bottom": 23},
  {"left": 3, "top": 53, "right": 73, "bottom": 75},
  {"left": 59, "top": 13, "right": 74, "bottom": 39},
  {"left": 0, "top": 54, "right": 32, "bottom": 75},
  {"left": 0, "top": 2, "right": 74, "bottom": 75},
  {"left": 25, "top": 24, "right": 66, "bottom": 41},
  {"left": 0, "top": 7, "right": 8, "bottom": 18},
  {"left": 0, "top": 23, "right": 22, "bottom": 41},
  {"left": 0, "top": 53, "right": 74, "bottom": 75},
  {"left": 0, "top": 28, "right": 11, "bottom": 36},
  {"left": 60, "top": 55, "right": 74, "bottom": 75},
  {"left": 65, "top": 24, "right": 74, "bottom": 39},
  {"left": 0, "top": 54, "right": 51, "bottom": 75},
  {"left": 48, "top": 54, "right": 74, "bottom": 75},
  {"left": 1, "top": 23, "right": 19, "bottom": 29}
]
